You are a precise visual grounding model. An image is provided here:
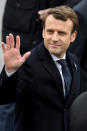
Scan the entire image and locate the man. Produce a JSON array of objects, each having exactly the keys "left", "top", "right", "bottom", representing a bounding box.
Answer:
[
  {"left": 2, "top": 1, "right": 82, "bottom": 131},
  {"left": 0, "top": 6, "right": 80, "bottom": 131}
]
